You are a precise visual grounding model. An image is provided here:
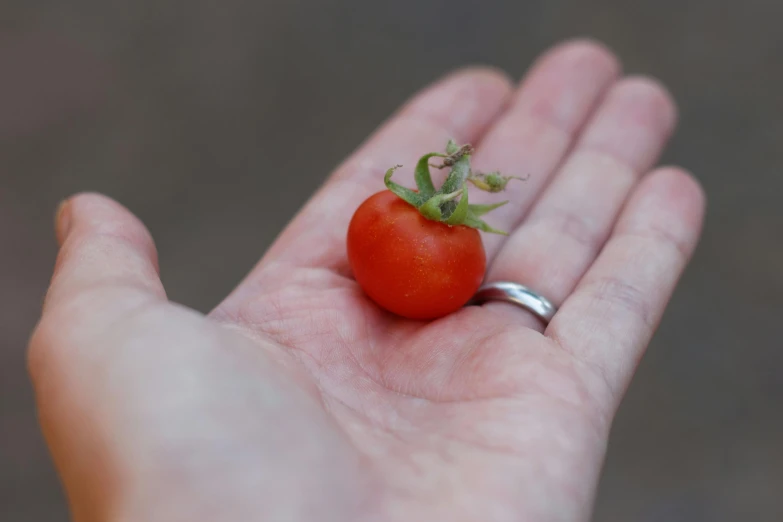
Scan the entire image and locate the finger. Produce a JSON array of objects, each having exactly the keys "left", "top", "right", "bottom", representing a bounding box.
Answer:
[
  {"left": 31, "top": 193, "right": 166, "bottom": 379},
  {"left": 469, "top": 39, "right": 620, "bottom": 258},
  {"left": 545, "top": 168, "right": 705, "bottom": 403},
  {"left": 216, "top": 68, "right": 513, "bottom": 313},
  {"left": 486, "top": 77, "right": 678, "bottom": 328}
]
